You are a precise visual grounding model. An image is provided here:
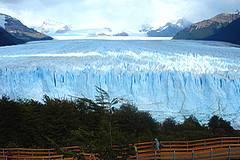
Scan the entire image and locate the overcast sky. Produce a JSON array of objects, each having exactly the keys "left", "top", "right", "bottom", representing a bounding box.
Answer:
[{"left": 0, "top": 0, "right": 239, "bottom": 31}]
